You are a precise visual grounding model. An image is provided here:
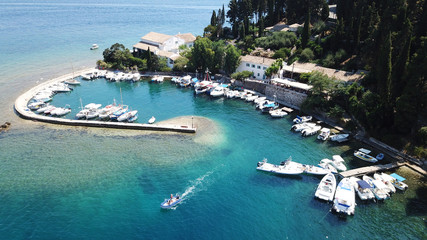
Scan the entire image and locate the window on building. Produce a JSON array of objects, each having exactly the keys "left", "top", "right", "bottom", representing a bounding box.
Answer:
[
  {"left": 263, "top": 67, "right": 267, "bottom": 70},
  {"left": 263, "top": 75, "right": 266, "bottom": 79},
  {"left": 246, "top": 63, "right": 250, "bottom": 67},
  {"left": 257, "top": 66, "right": 261, "bottom": 69},
  {"left": 252, "top": 64, "right": 255, "bottom": 68},
  {"left": 257, "top": 73, "right": 260, "bottom": 76}
]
